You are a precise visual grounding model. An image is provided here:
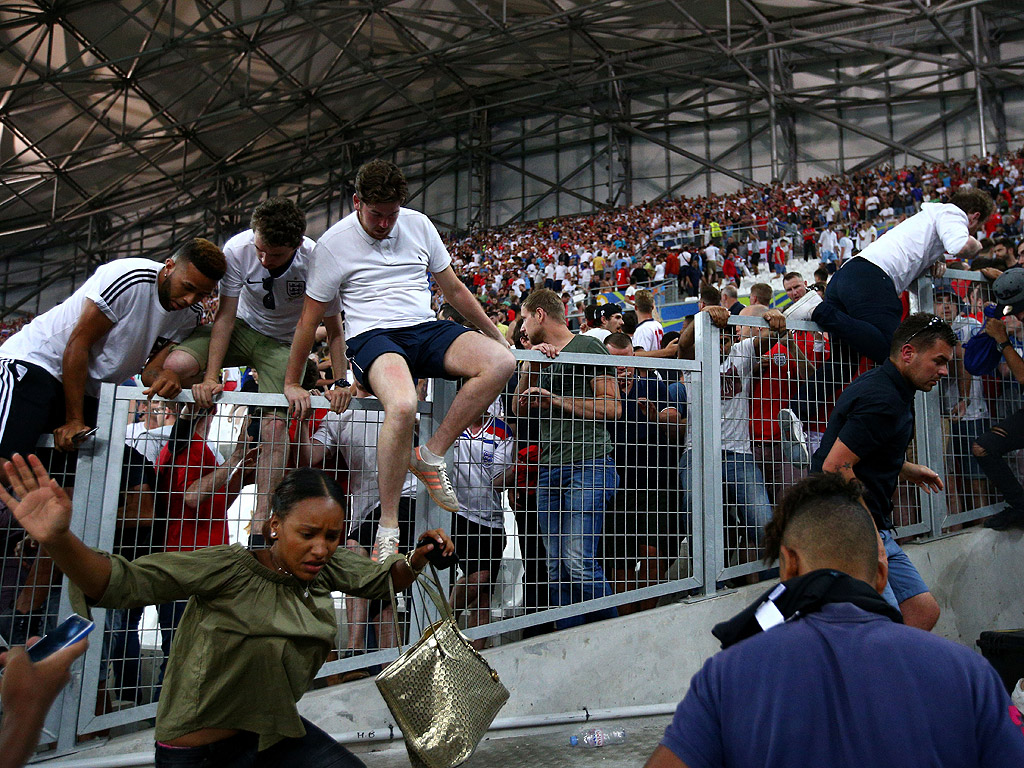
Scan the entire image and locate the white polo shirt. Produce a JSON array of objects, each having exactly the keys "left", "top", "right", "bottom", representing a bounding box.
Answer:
[
  {"left": 220, "top": 230, "right": 340, "bottom": 344},
  {"left": 306, "top": 208, "right": 451, "bottom": 341},
  {"left": 855, "top": 203, "right": 970, "bottom": 294},
  {"left": 0, "top": 259, "right": 200, "bottom": 395}
]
